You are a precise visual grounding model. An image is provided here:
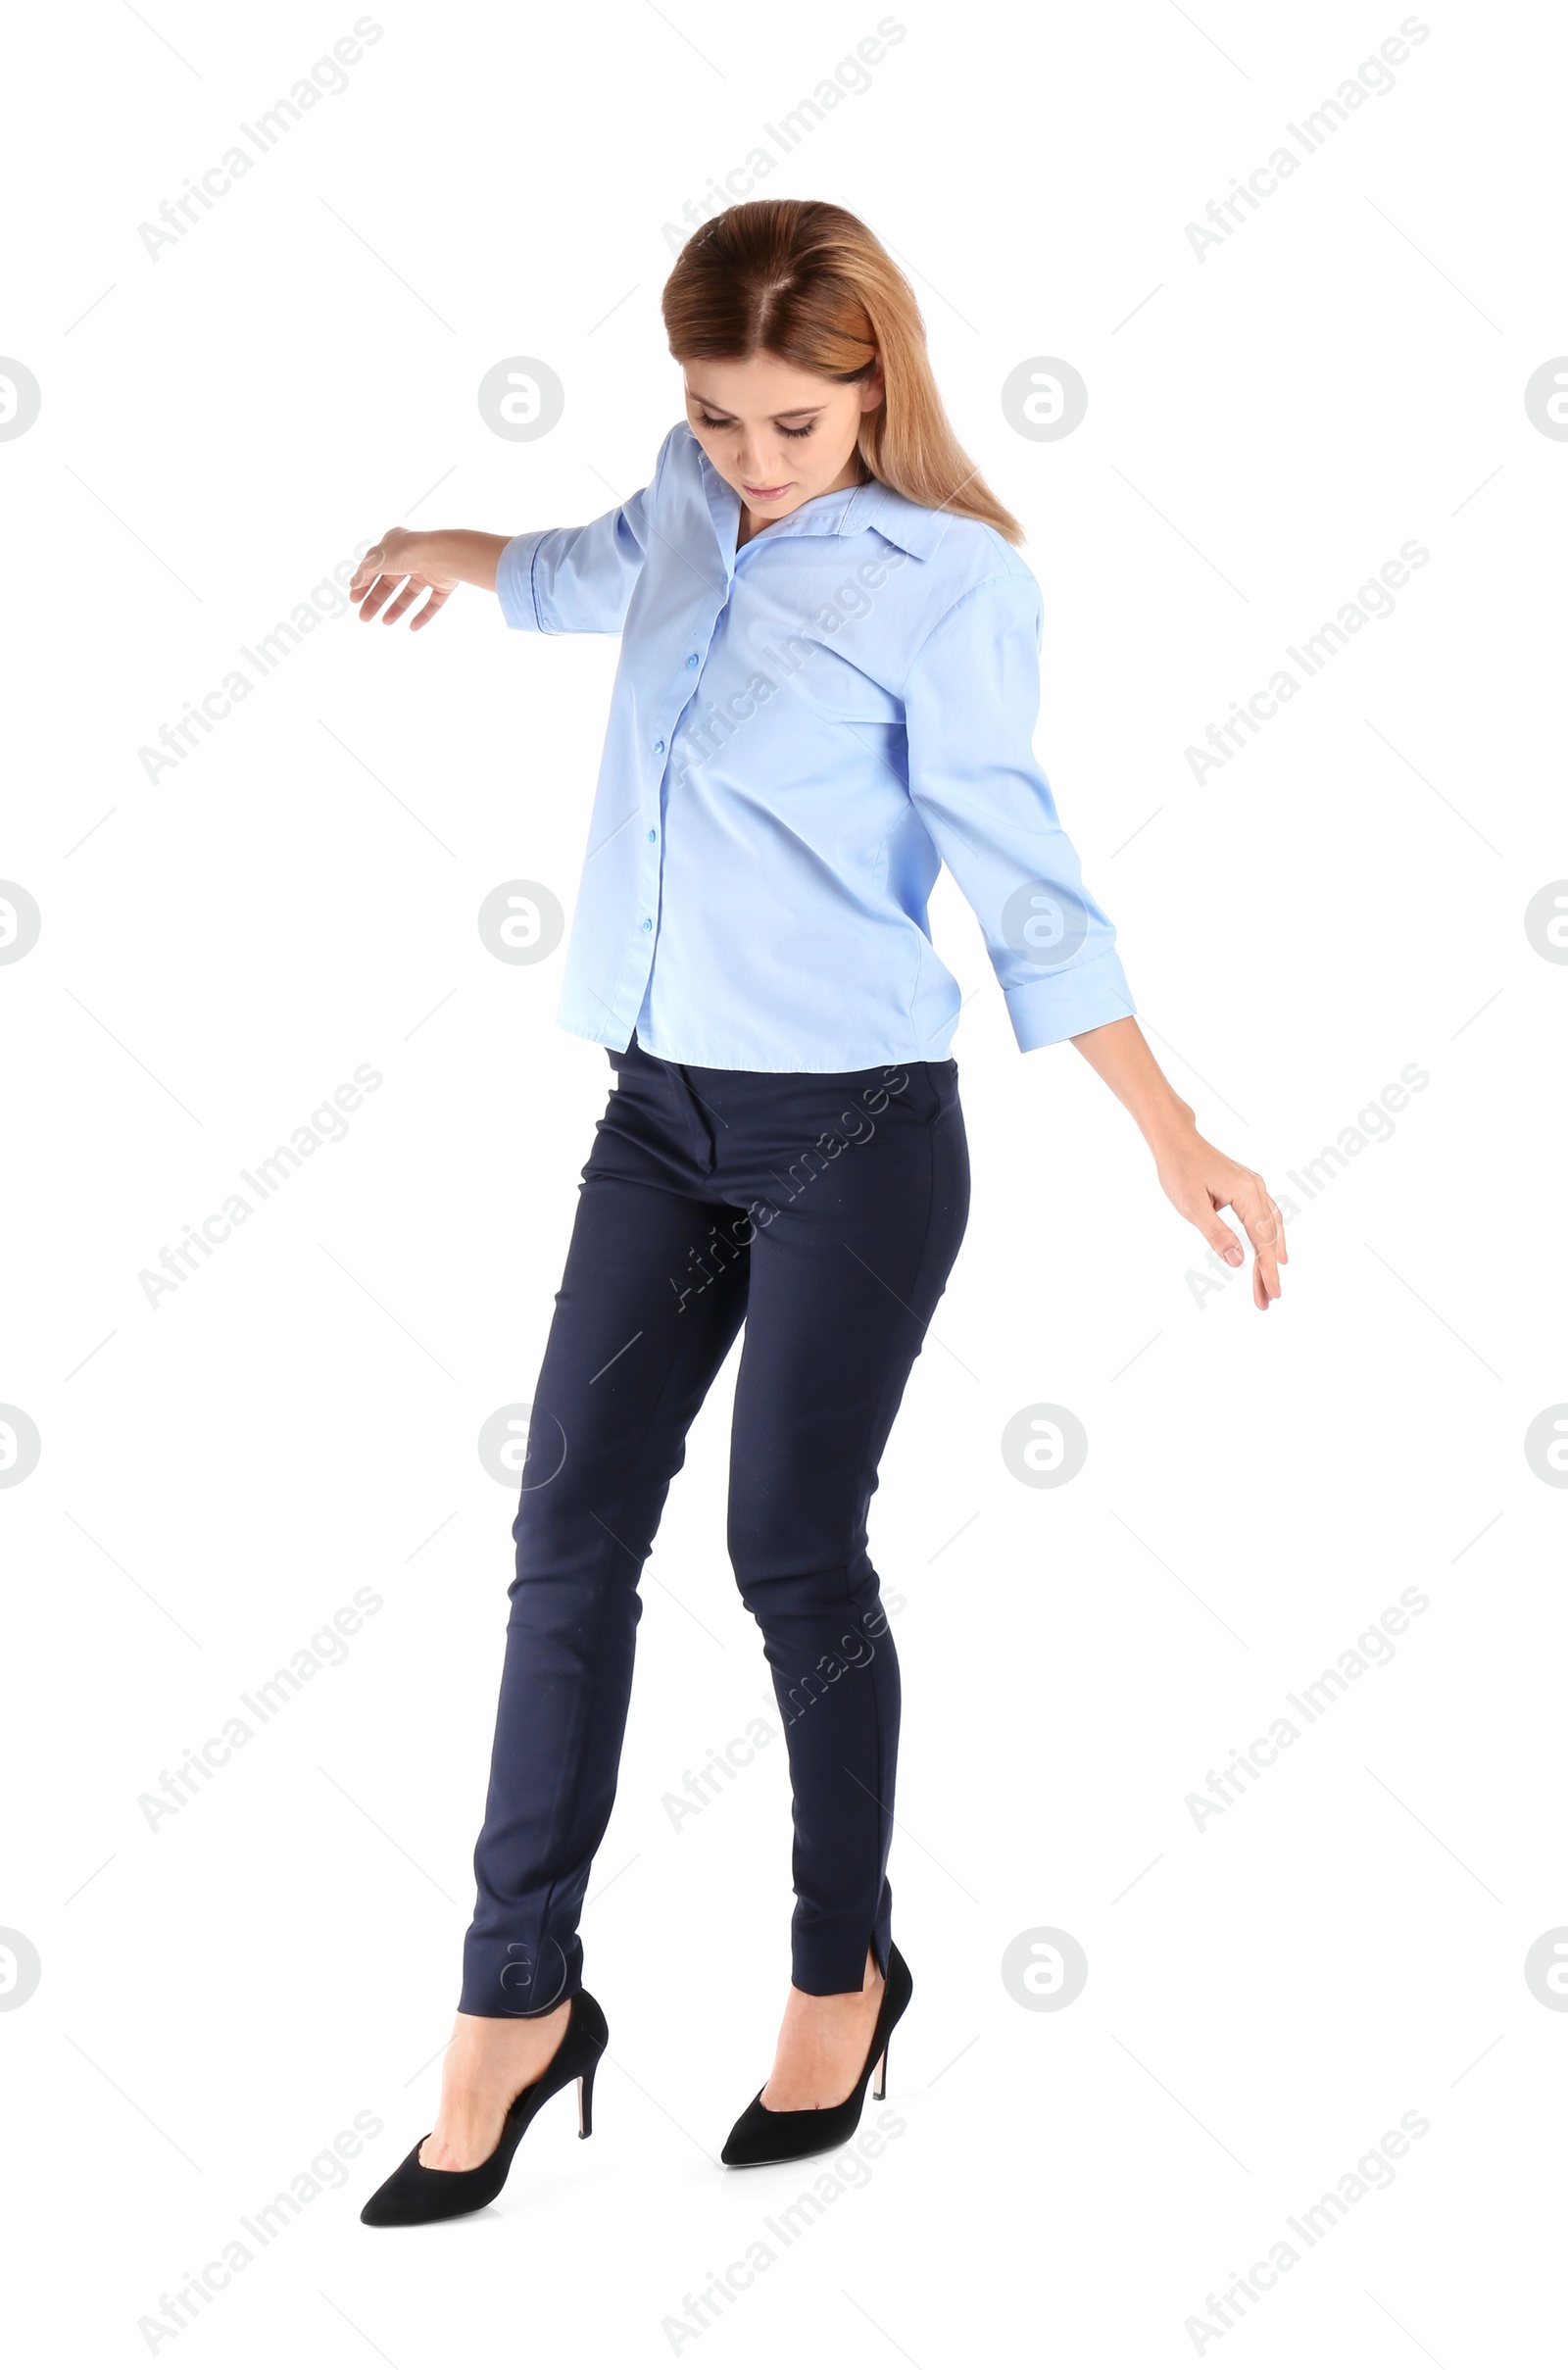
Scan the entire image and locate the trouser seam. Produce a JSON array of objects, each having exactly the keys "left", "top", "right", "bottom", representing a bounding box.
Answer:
[
  {"left": 773, "top": 1103, "right": 945, "bottom": 1989},
  {"left": 511, "top": 1189, "right": 747, "bottom": 2000}
]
